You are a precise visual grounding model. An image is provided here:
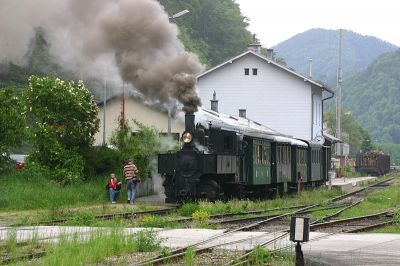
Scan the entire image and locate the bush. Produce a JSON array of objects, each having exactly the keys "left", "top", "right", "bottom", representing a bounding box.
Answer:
[
  {"left": 138, "top": 215, "right": 176, "bottom": 228},
  {"left": 192, "top": 210, "right": 210, "bottom": 222},
  {"left": 132, "top": 230, "right": 163, "bottom": 252},
  {"left": 249, "top": 246, "right": 271, "bottom": 265},
  {"left": 82, "top": 145, "right": 124, "bottom": 178},
  {"left": 111, "top": 118, "right": 161, "bottom": 180},
  {"left": 23, "top": 76, "right": 99, "bottom": 184},
  {"left": 177, "top": 203, "right": 199, "bottom": 216}
]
